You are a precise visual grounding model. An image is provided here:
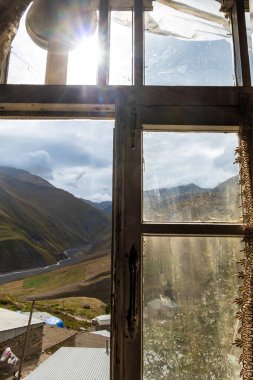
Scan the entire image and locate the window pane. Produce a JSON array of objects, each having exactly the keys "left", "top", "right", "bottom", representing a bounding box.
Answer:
[
  {"left": 109, "top": 11, "right": 133, "bottom": 85},
  {"left": 8, "top": 7, "right": 47, "bottom": 84},
  {"left": 67, "top": 18, "right": 99, "bottom": 85},
  {"left": 144, "top": 1, "right": 235, "bottom": 86},
  {"left": 0, "top": 120, "right": 113, "bottom": 356},
  {"left": 143, "top": 236, "right": 242, "bottom": 380},
  {"left": 8, "top": 5, "right": 100, "bottom": 85},
  {"left": 143, "top": 131, "right": 241, "bottom": 223}
]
